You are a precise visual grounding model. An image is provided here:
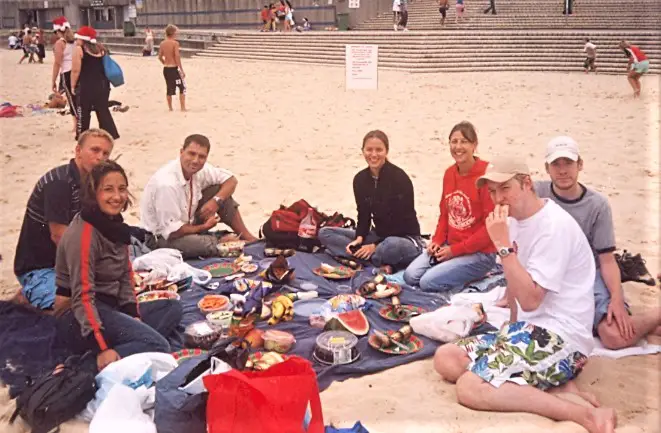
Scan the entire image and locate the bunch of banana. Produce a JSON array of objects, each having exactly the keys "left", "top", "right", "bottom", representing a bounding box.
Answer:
[{"left": 267, "top": 295, "right": 294, "bottom": 325}]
